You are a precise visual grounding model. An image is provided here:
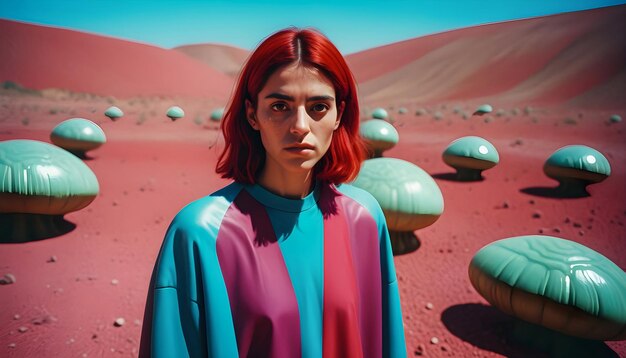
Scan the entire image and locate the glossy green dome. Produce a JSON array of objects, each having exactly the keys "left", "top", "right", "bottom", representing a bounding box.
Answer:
[
  {"left": 104, "top": 106, "right": 124, "bottom": 120},
  {"left": 371, "top": 107, "right": 388, "bottom": 120},
  {"left": 609, "top": 114, "right": 622, "bottom": 123},
  {"left": 352, "top": 158, "right": 444, "bottom": 231},
  {"left": 545, "top": 145, "right": 610, "bottom": 177},
  {"left": 442, "top": 136, "right": 499, "bottom": 180},
  {"left": 210, "top": 107, "right": 225, "bottom": 122},
  {"left": 443, "top": 136, "right": 499, "bottom": 164},
  {"left": 470, "top": 235, "right": 626, "bottom": 339},
  {"left": 0, "top": 139, "right": 99, "bottom": 214},
  {"left": 473, "top": 104, "right": 493, "bottom": 115},
  {"left": 360, "top": 119, "right": 399, "bottom": 158},
  {"left": 50, "top": 118, "right": 106, "bottom": 154},
  {"left": 543, "top": 146, "right": 610, "bottom": 198},
  {"left": 166, "top": 106, "right": 185, "bottom": 120}
]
